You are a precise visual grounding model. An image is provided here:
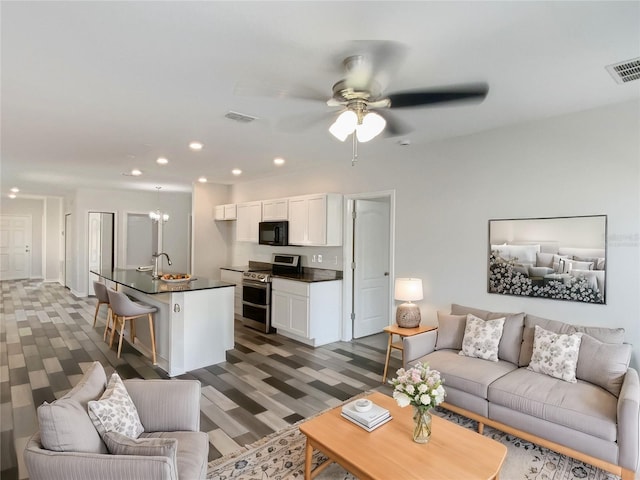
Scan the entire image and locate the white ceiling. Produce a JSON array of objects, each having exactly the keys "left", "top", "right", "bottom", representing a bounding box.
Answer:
[{"left": 2, "top": 1, "right": 639, "bottom": 197}]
